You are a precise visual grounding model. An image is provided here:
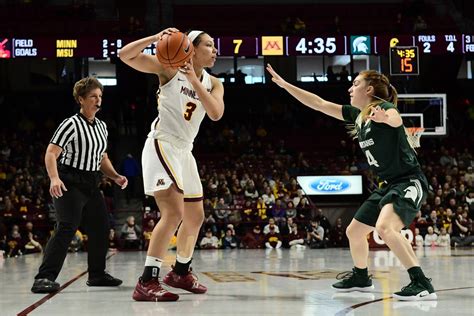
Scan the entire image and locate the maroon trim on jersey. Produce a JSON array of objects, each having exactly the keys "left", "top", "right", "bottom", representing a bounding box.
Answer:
[{"left": 154, "top": 139, "right": 184, "bottom": 194}]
